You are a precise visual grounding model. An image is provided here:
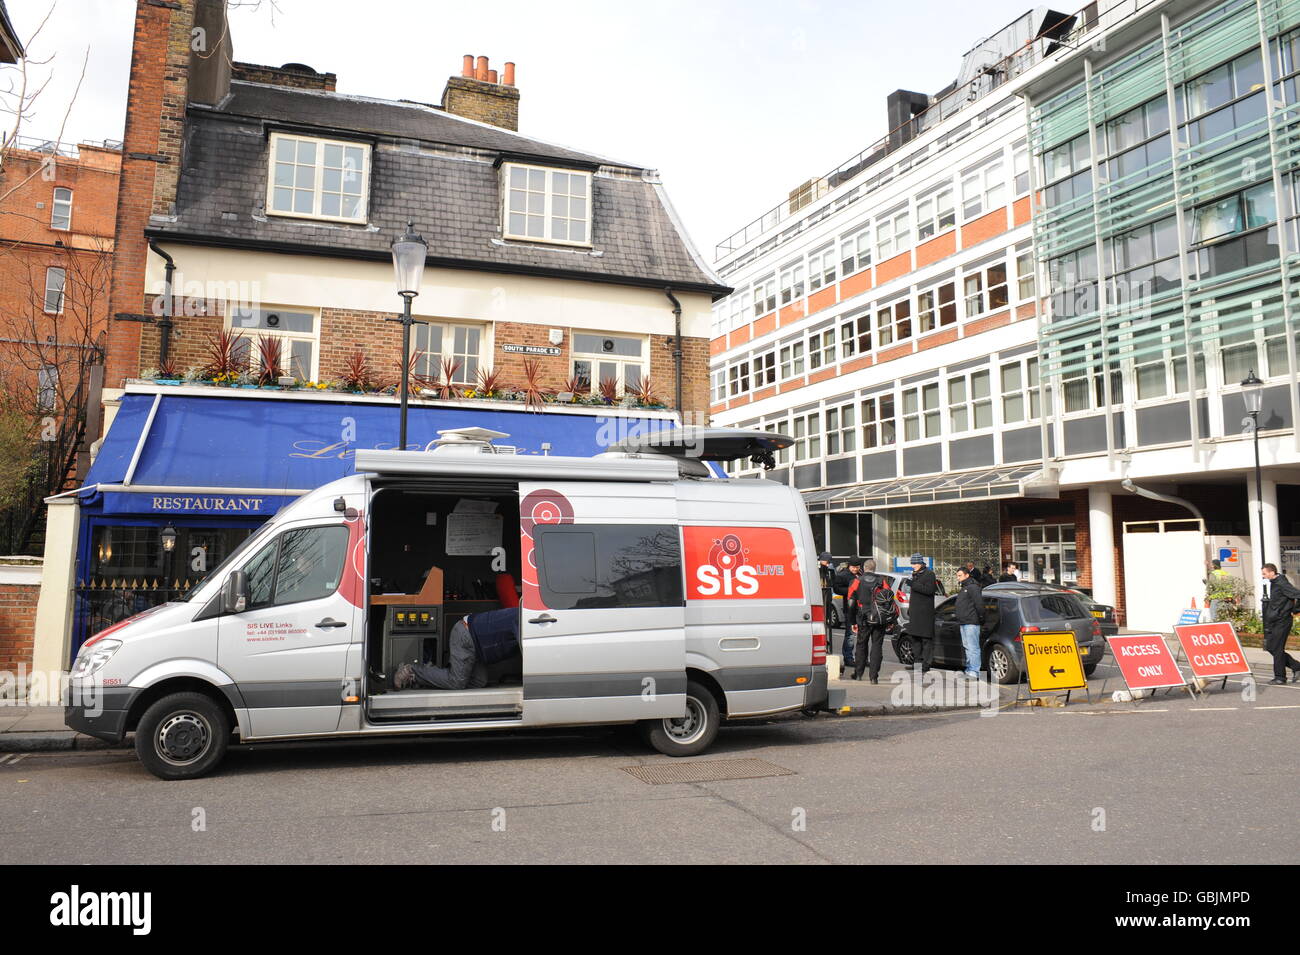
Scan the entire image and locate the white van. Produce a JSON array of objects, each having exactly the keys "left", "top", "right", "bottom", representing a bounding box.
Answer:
[{"left": 65, "top": 427, "right": 838, "bottom": 779}]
